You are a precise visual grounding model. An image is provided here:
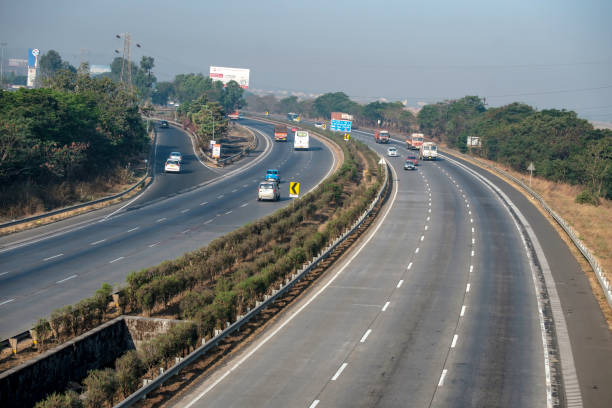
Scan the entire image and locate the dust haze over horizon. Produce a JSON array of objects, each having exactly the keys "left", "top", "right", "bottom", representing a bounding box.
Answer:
[{"left": 1, "top": 0, "right": 611, "bottom": 123}]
